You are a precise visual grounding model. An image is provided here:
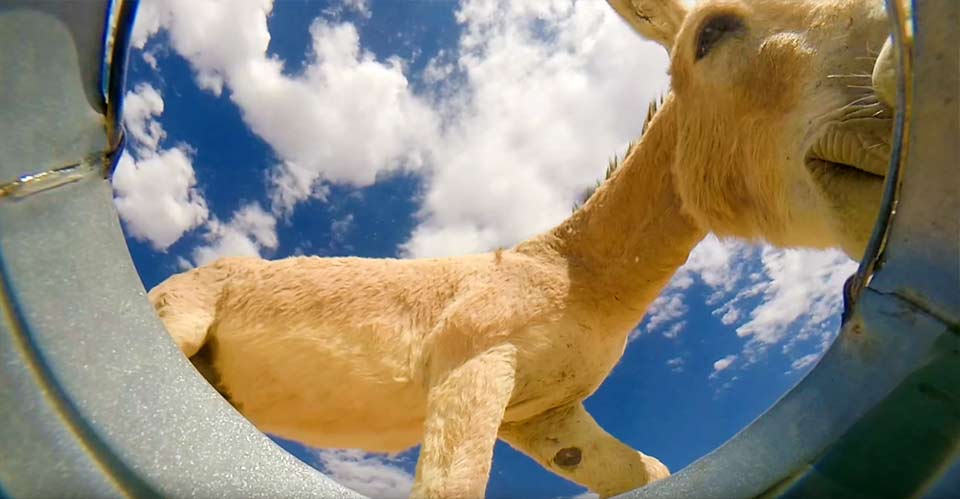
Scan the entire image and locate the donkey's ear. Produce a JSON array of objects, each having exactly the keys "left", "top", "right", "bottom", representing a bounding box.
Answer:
[{"left": 606, "top": 0, "right": 689, "bottom": 50}]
